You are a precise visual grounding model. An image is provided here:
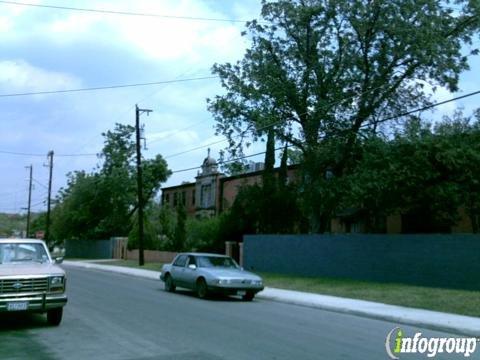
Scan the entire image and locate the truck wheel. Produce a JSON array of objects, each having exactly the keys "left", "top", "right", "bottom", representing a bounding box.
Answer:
[{"left": 47, "top": 308, "right": 63, "bottom": 326}]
